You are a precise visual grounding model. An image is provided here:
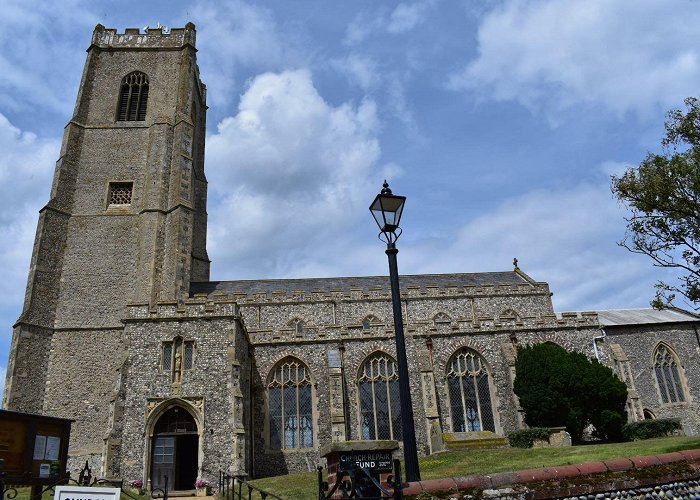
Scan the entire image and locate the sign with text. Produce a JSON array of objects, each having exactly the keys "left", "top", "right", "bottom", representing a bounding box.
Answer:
[
  {"left": 339, "top": 451, "right": 392, "bottom": 471},
  {"left": 54, "top": 486, "right": 121, "bottom": 500},
  {"left": 0, "top": 409, "right": 72, "bottom": 485}
]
